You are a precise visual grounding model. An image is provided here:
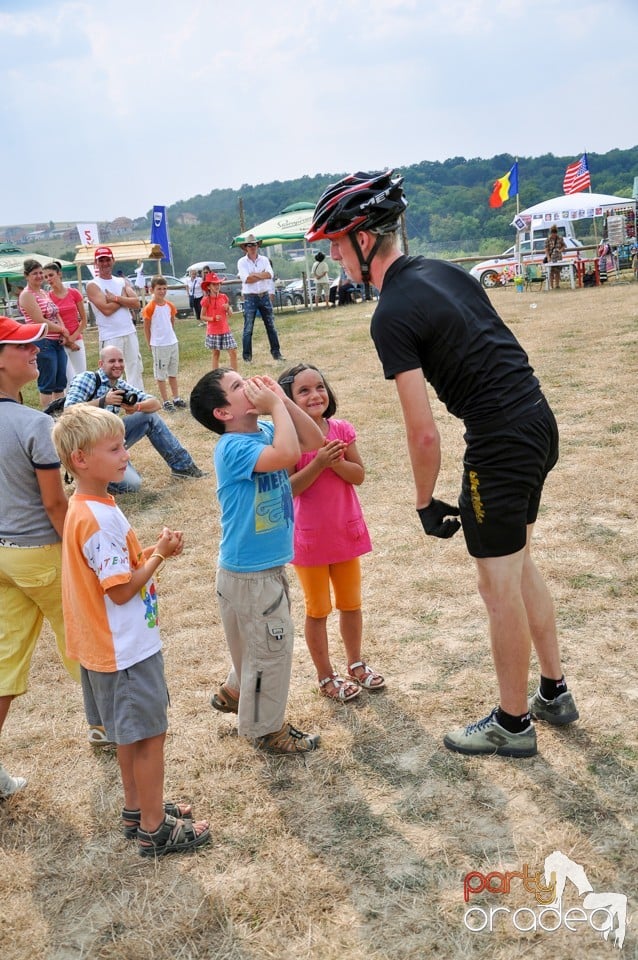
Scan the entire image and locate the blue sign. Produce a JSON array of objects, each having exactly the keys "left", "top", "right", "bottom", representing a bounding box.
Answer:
[{"left": 150, "top": 205, "right": 171, "bottom": 263}]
